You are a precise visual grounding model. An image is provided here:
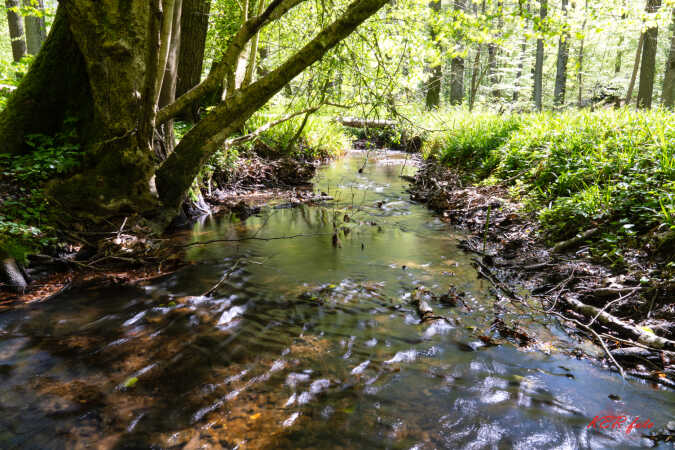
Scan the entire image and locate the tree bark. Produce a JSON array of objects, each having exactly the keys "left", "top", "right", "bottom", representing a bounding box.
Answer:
[
  {"left": 23, "top": 0, "right": 46, "bottom": 55},
  {"left": 0, "top": 7, "right": 92, "bottom": 156},
  {"left": 449, "top": 0, "right": 465, "bottom": 105},
  {"left": 156, "top": 0, "right": 391, "bottom": 213},
  {"left": 176, "top": 0, "right": 211, "bottom": 122},
  {"left": 156, "top": 0, "right": 183, "bottom": 161},
  {"left": 614, "top": 0, "right": 627, "bottom": 74},
  {"left": 626, "top": 33, "right": 645, "bottom": 105},
  {"left": 636, "top": 0, "right": 662, "bottom": 109},
  {"left": 5, "top": 0, "right": 27, "bottom": 61},
  {"left": 533, "top": 0, "right": 547, "bottom": 111},
  {"left": 513, "top": 0, "right": 529, "bottom": 101},
  {"left": 661, "top": 7, "right": 675, "bottom": 108},
  {"left": 576, "top": 0, "right": 587, "bottom": 107},
  {"left": 425, "top": 0, "right": 442, "bottom": 109},
  {"left": 553, "top": 0, "right": 569, "bottom": 106}
]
